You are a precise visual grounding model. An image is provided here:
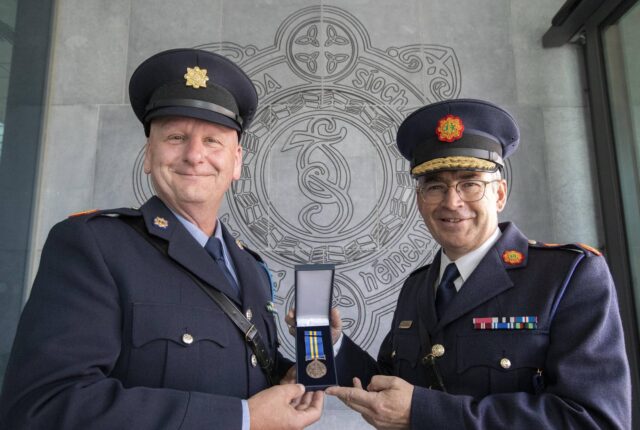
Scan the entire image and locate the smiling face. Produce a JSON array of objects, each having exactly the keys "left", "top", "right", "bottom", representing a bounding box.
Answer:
[
  {"left": 143, "top": 116, "right": 242, "bottom": 218},
  {"left": 417, "top": 170, "right": 507, "bottom": 260}
]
